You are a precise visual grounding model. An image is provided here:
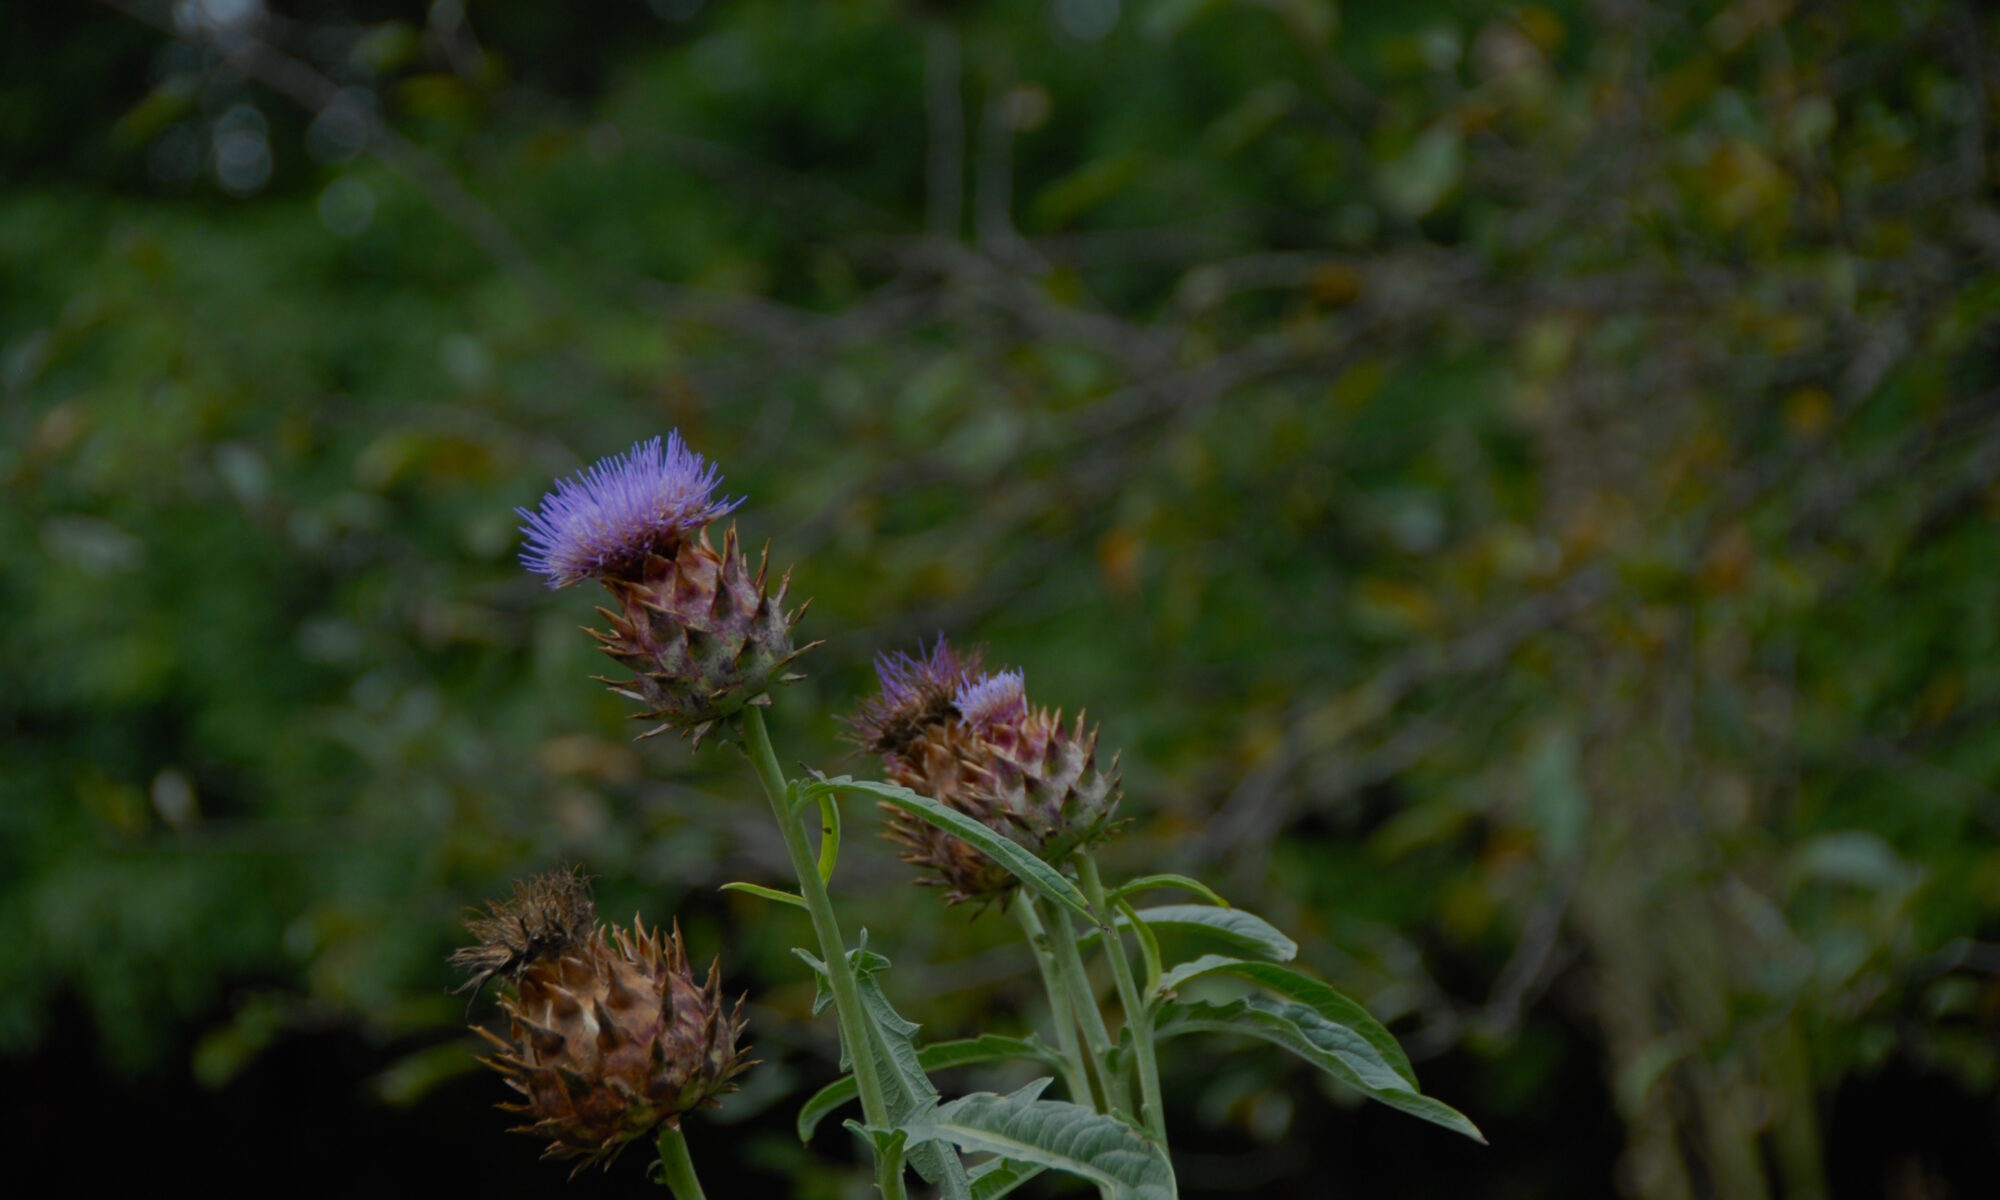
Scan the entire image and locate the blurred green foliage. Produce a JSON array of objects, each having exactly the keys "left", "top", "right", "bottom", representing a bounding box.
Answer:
[{"left": 4, "top": 0, "right": 1999, "bottom": 1195}]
